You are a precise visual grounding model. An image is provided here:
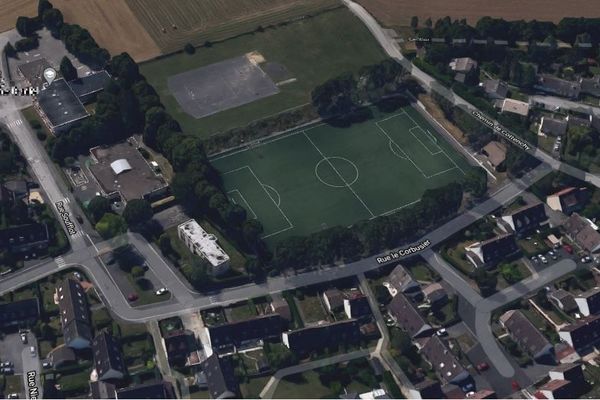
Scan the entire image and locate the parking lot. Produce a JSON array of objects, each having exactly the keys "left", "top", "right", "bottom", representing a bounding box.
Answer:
[{"left": 0, "top": 331, "right": 39, "bottom": 399}]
